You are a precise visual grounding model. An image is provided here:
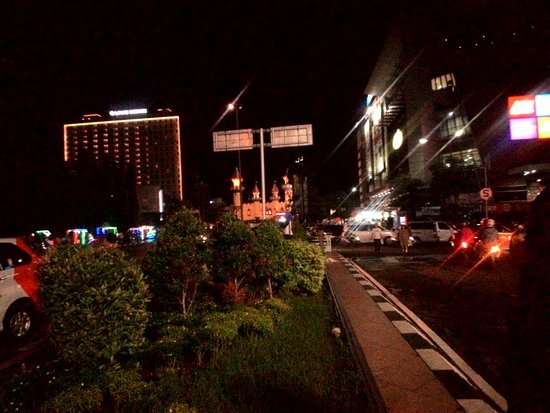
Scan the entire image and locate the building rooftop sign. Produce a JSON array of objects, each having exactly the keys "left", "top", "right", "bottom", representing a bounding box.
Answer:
[
  {"left": 508, "top": 94, "right": 550, "bottom": 140},
  {"left": 109, "top": 108, "right": 148, "bottom": 117}
]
